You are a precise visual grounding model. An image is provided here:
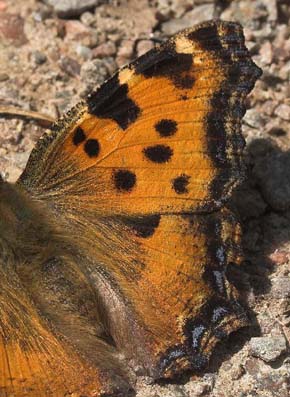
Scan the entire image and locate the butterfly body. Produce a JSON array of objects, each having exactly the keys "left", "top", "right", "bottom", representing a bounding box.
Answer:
[{"left": 0, "top": 21, "right": 261, "bottom": 396}]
